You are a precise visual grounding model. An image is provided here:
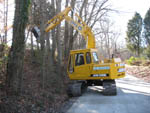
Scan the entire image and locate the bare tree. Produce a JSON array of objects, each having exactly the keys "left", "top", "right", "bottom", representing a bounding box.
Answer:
[
  {"left": 71, "top": 0, "right": 112, "bottom": 50},
  {"left": 96, "top": 19, "right": 121, "bottom": 59},
  {"left": 0, "top": 0, "right": 9, "bottom": 44},
  {"left": 6, "top": 0, "right": 30, "bottom": 94},
  {"left": 55, "top": 0, "right": 62, "bottom": 65},
  {"left": 51, "top": 0, "right": 56, "bottom": 64},
  {"left": 4, "top": 0, "right": 8, "bottom": 43},
  {"left": 64, "top": 0, "right": 69, "bottom": 60}
]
